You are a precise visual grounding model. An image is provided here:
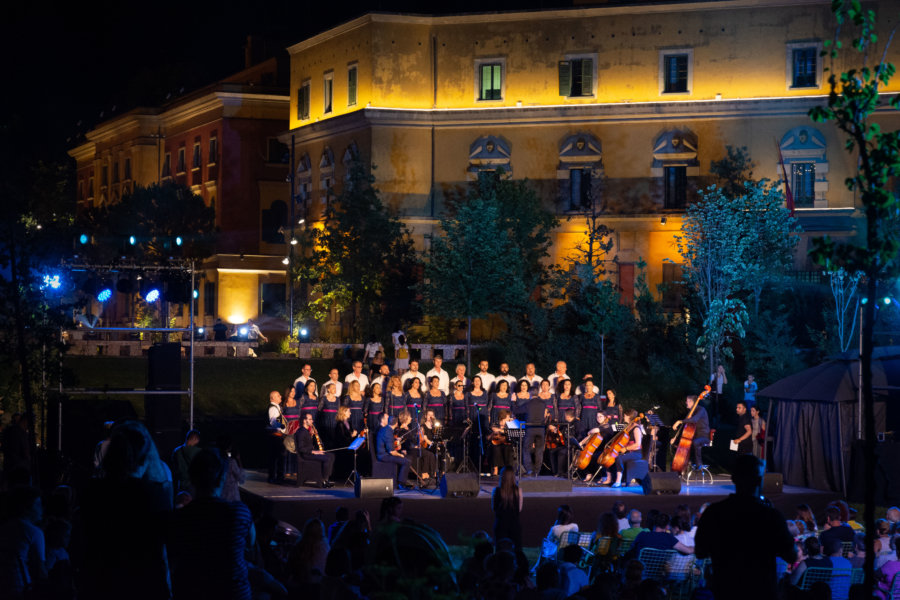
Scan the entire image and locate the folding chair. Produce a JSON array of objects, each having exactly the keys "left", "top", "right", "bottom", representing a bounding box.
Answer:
[
  {"left": 798, "top": 567, "right": 852, "bottom": 600},
  {"left": 889, "top": 572, "right": 900, "bottom": 600},
  {"left": 579, "top": 535, "right": 612, "bottom": 577},
  {"left": 841, "top": 541, "right": 854, "bottom": 558},
  {"left": 618, "top": 538, "right": 633, "bottom": 558},
  {"left": 637, "top": 547, "right": 672, "bottom": 582}
]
